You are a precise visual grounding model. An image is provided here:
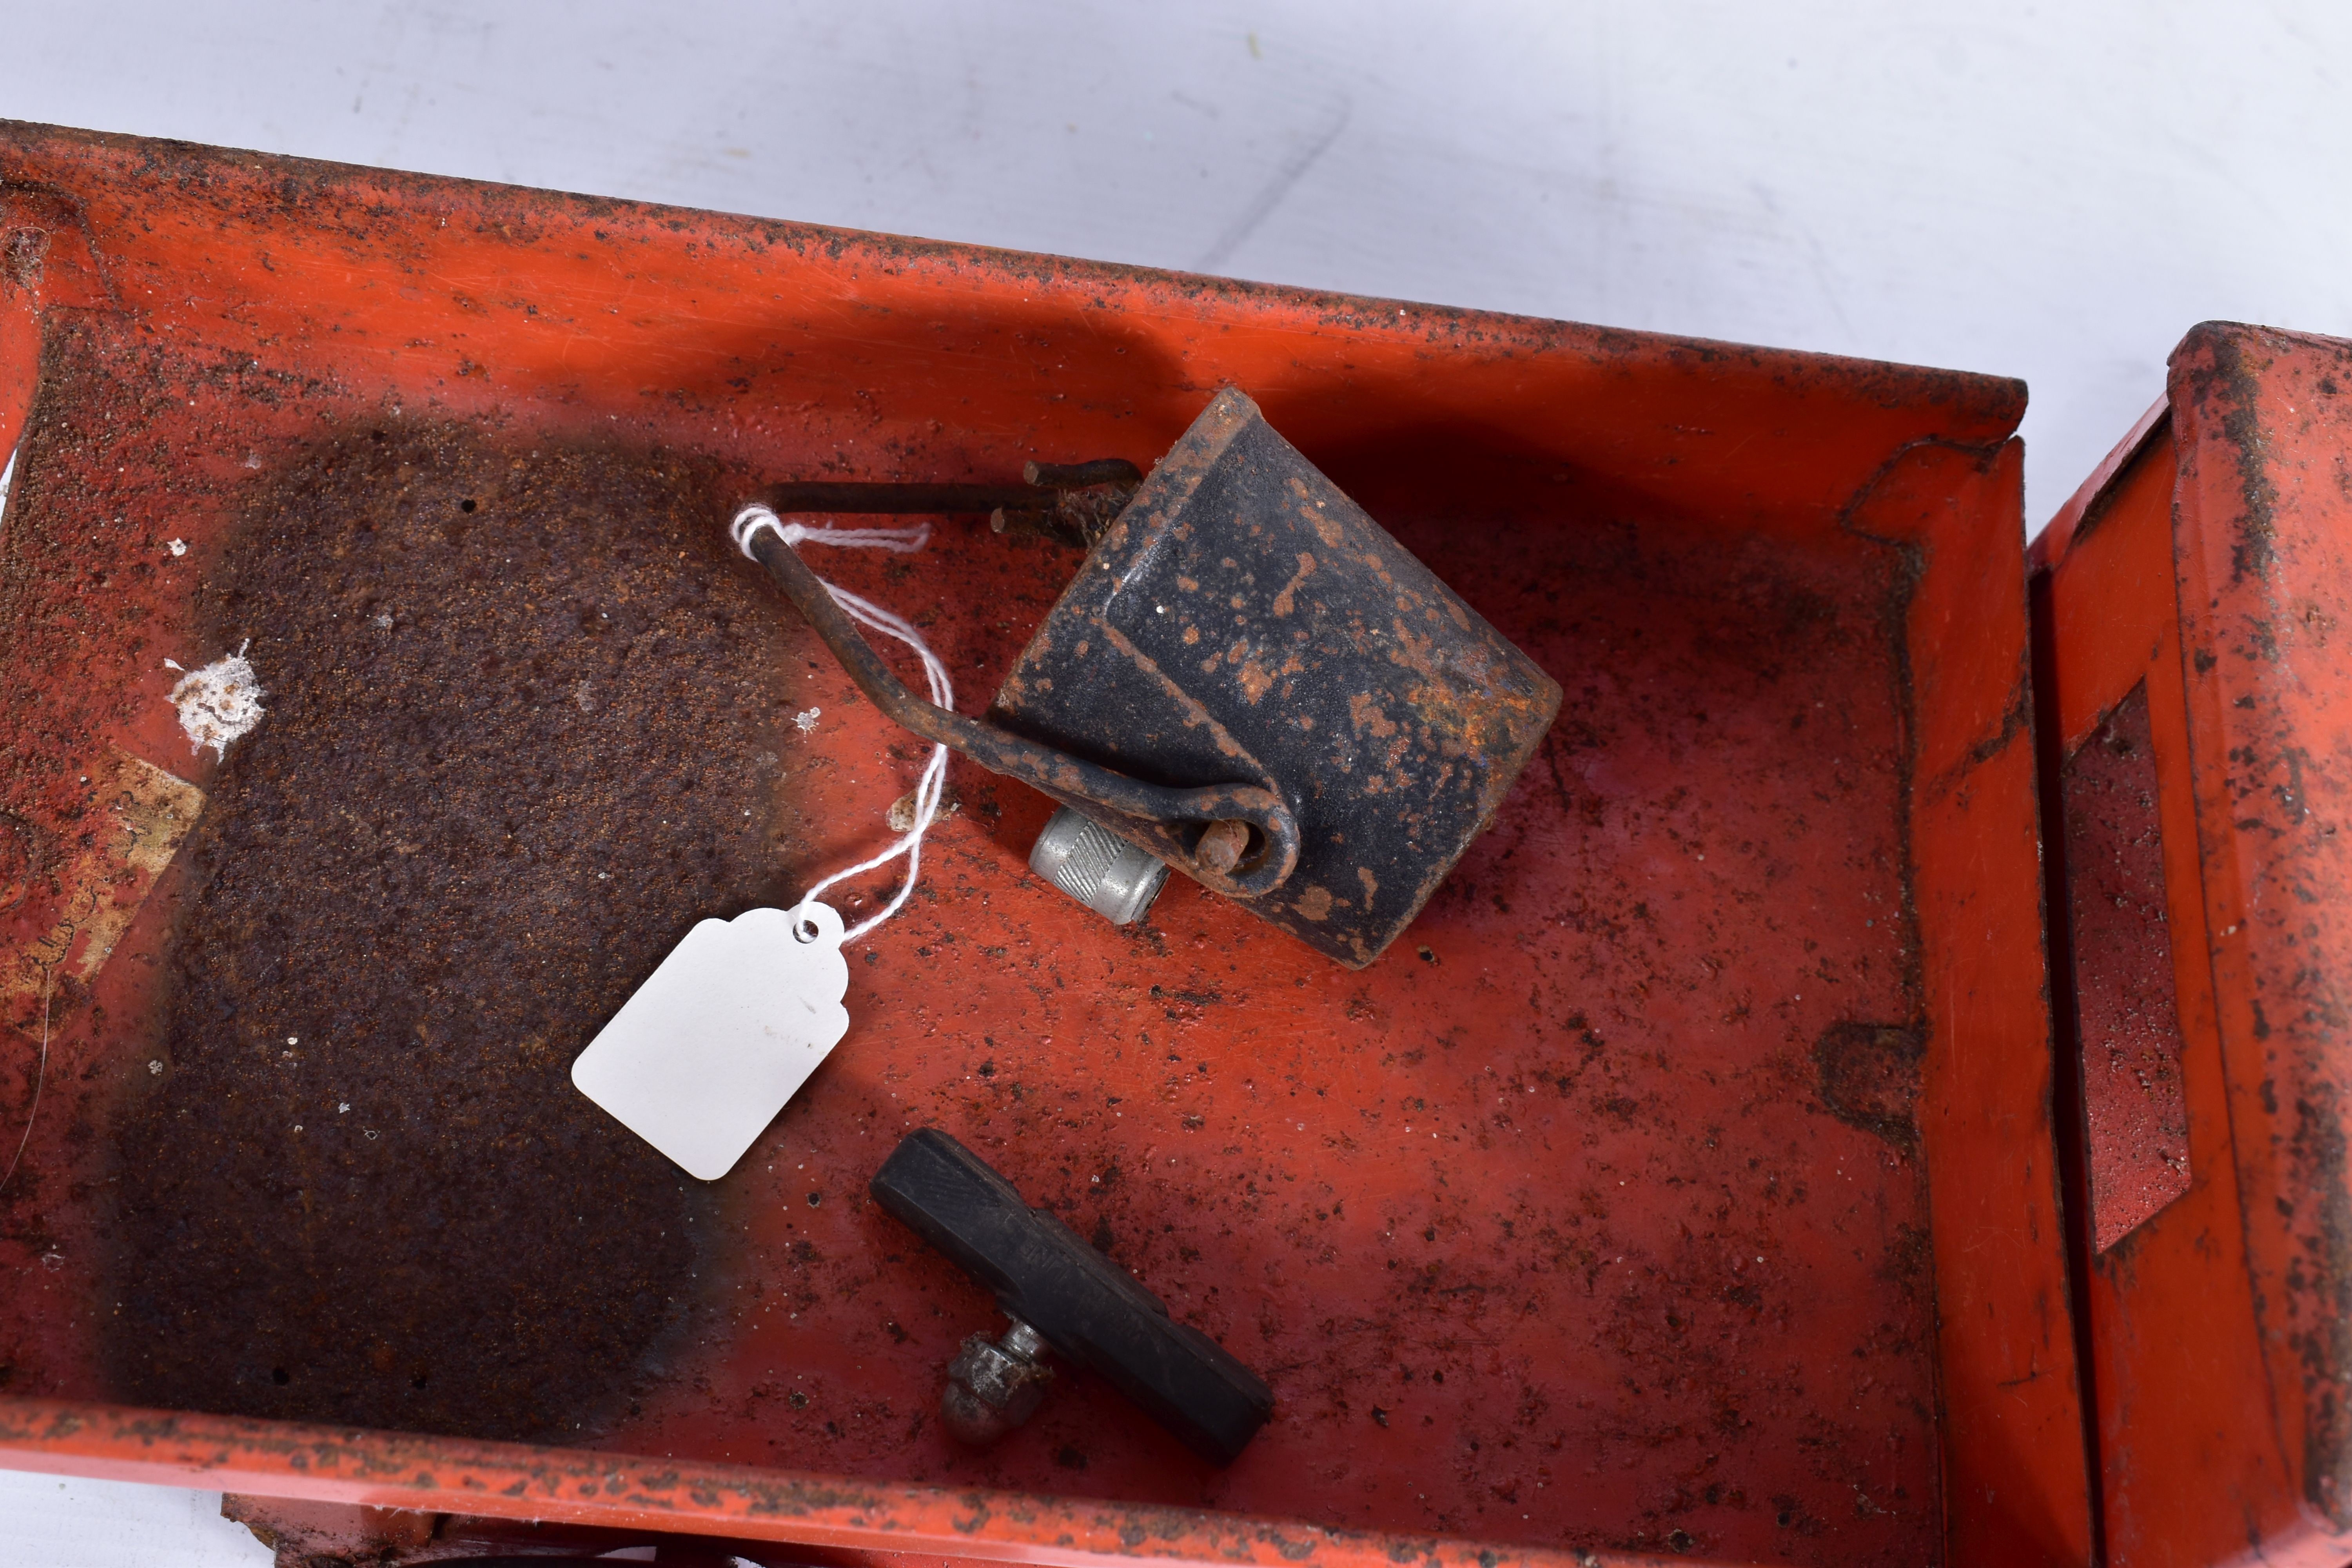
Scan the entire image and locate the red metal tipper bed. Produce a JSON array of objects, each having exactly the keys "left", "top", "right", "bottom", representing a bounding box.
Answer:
[{"left": 0, "top": 123, "right": 2092, "bottom": 1567}]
